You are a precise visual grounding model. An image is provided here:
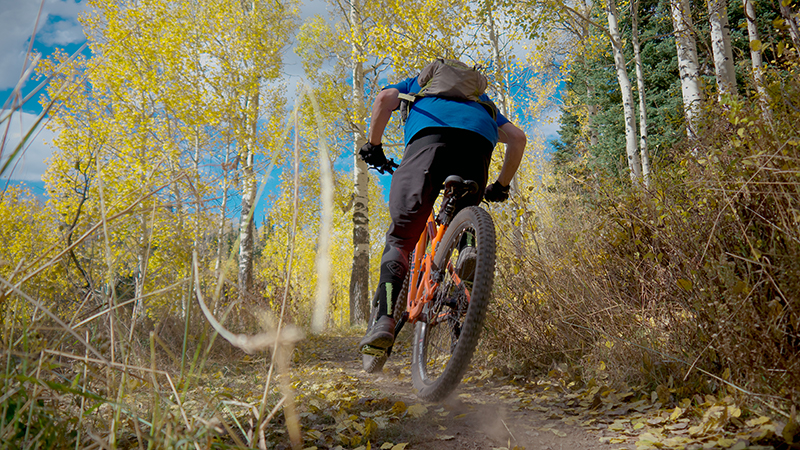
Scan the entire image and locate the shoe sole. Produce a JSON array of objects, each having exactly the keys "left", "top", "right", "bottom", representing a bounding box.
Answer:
[
  {"left": 360, "top": 333, "right": 394, "bottom": 350},
  {"left": 361, "top": 344, "right": 388, "bottom": 357}
]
